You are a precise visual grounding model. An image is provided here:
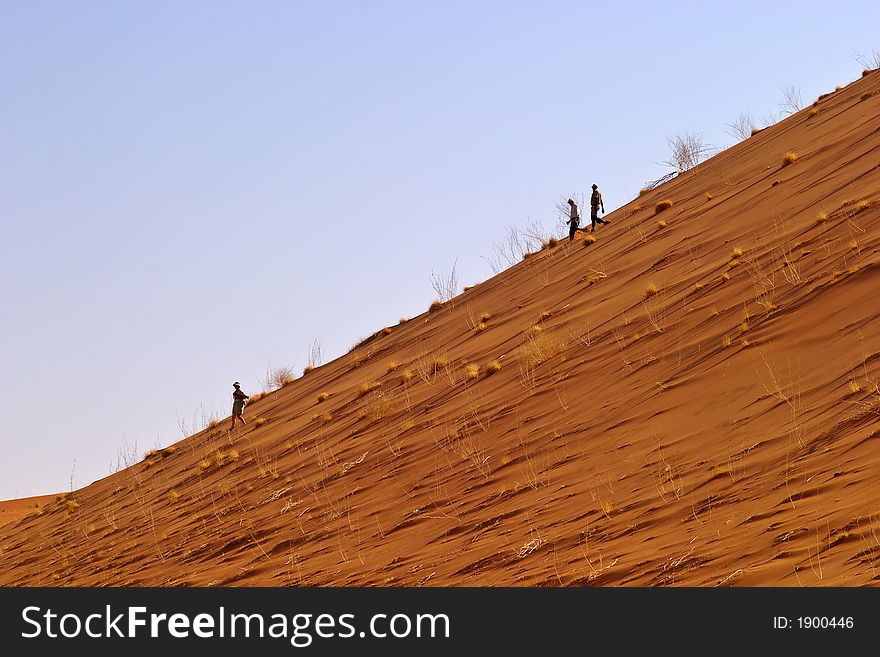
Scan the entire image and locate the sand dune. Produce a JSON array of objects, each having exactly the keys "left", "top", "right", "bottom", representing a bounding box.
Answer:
[
  {"left": 2, "top": 71, "right": 880, "bottom": 586},
  {"left": 0, "top": 495, "right": 56, "bottom": 528}
]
